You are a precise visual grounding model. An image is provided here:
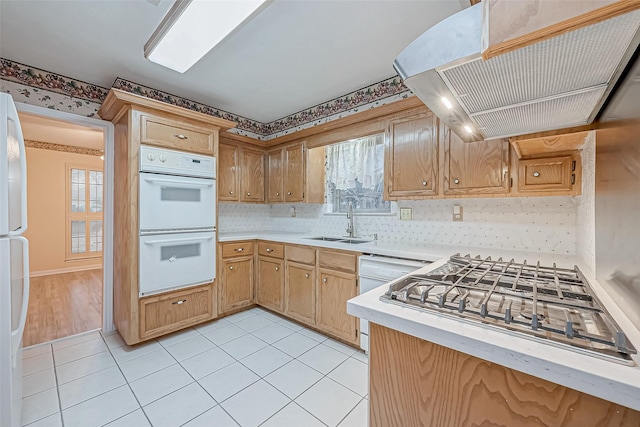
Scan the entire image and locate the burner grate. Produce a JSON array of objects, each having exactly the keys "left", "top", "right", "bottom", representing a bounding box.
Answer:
[{"left": 382, "top": 254, "right": 637, "bottom": 364}]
